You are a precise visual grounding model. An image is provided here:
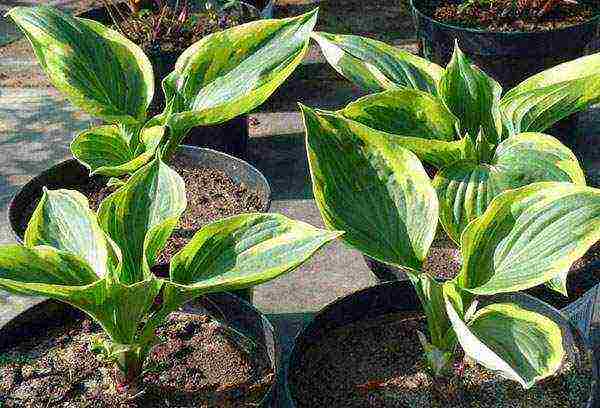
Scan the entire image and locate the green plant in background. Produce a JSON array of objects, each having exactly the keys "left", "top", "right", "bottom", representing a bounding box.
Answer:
[
  {"left": 6, "top": 5, "right": 317, "bottom": 179},
  {"left": 310, "top": 34, "right": 600, "bottom": 291},
  {"left": 0, "top": 156, "right": 341, "bottom": 392},
  {"left": 458, "top": 0, "right": 572, "bottom": 17},
  {"left": 301, "top": 103, "right": 600, "bottom": 392}
]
